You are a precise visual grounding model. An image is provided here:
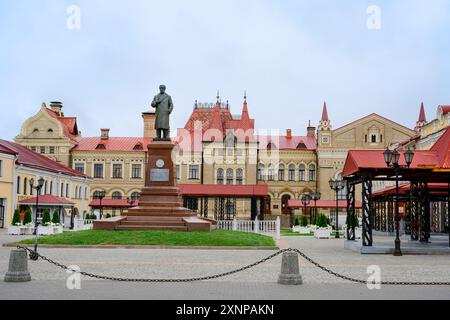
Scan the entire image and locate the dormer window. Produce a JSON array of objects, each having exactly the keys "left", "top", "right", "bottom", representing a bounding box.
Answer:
[
  {"left": 48, "top": 129, "right": 54, "bottom": 133},
  {"left": 297, "top": 143, "right": 307, "bottom": 149},
  {"left": 96, "top": 144, "right": 106, "bottom": 150},
  {"left": 267, "top": 143, "right": 276, "bottom": 150},
  {"left": 133, "top": 143, "right": 144, "bottom": 150}
]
